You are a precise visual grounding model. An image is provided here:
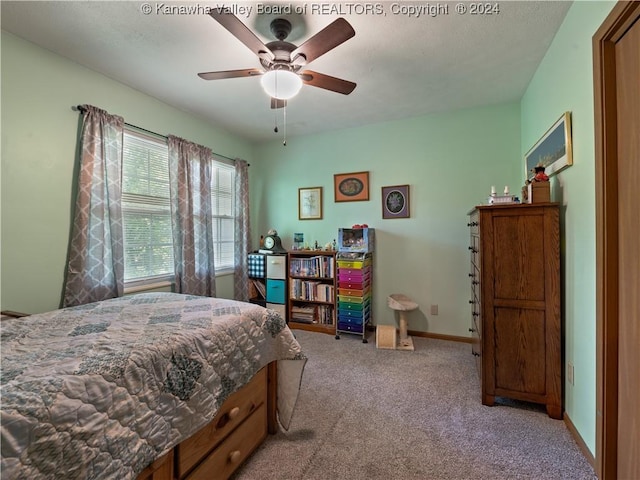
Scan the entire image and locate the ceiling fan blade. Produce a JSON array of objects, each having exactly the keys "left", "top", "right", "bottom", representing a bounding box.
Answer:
[
  {"left": 198, "top": 68, "right": 263, "bottom": 80},
  {"left": 210, "top": 7, "right": 274, "bottom": 61},
  {"left": 290, "top": 18, "right": 355, "bottom": 66},
  {"left": 271, "top": 98, "right": 287, "bottom": 109},
  {"left": 300, "top": 70, "right": 356, "bottom": 95}
]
